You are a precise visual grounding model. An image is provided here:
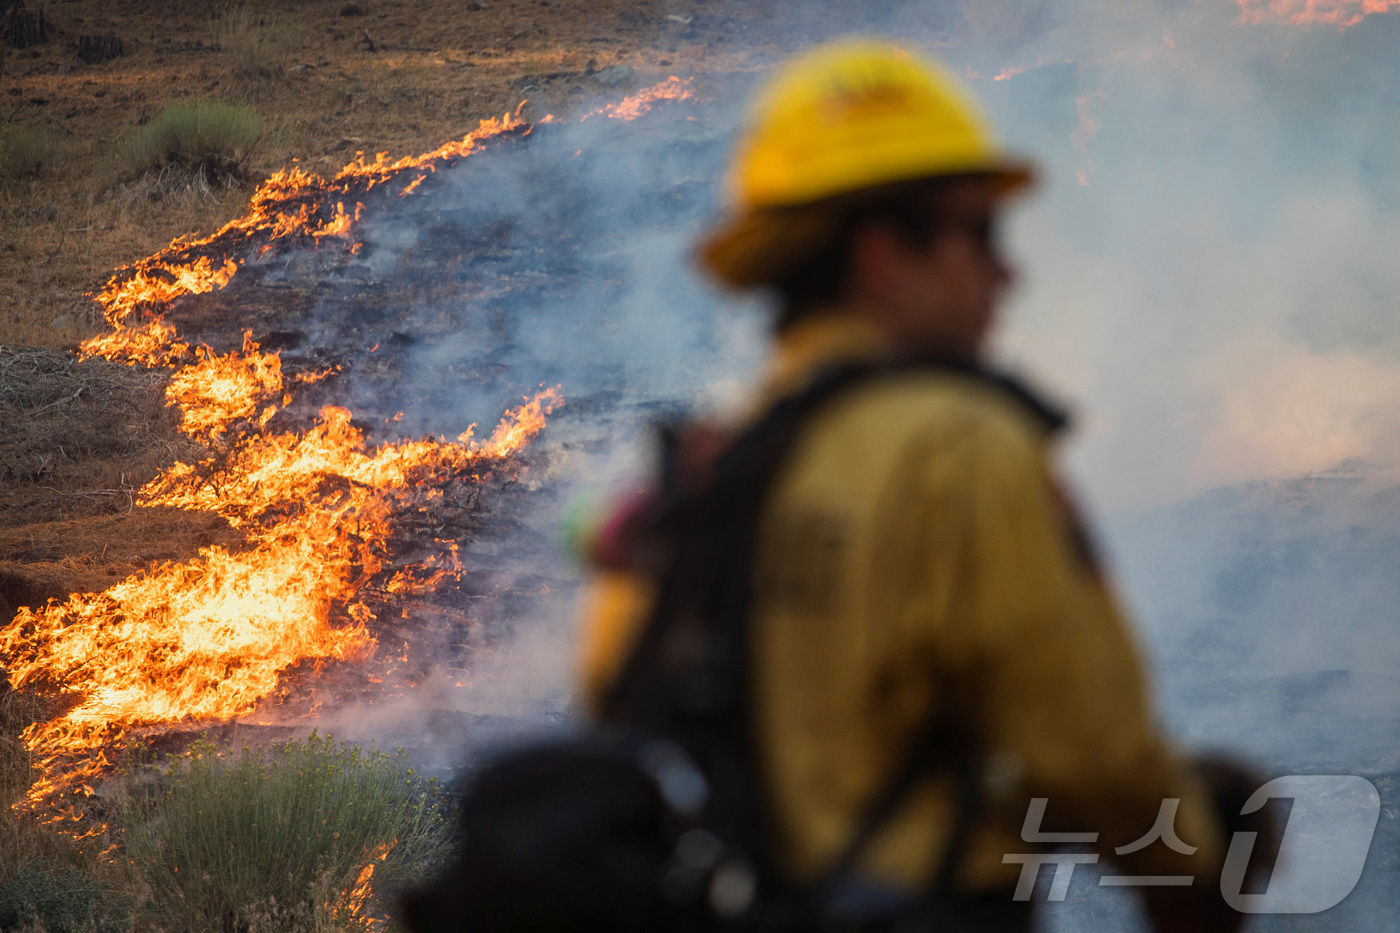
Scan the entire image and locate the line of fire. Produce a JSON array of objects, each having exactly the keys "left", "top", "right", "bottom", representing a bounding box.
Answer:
[{"left": 5, "top": 77, "right": 696, "bottom": 823}]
